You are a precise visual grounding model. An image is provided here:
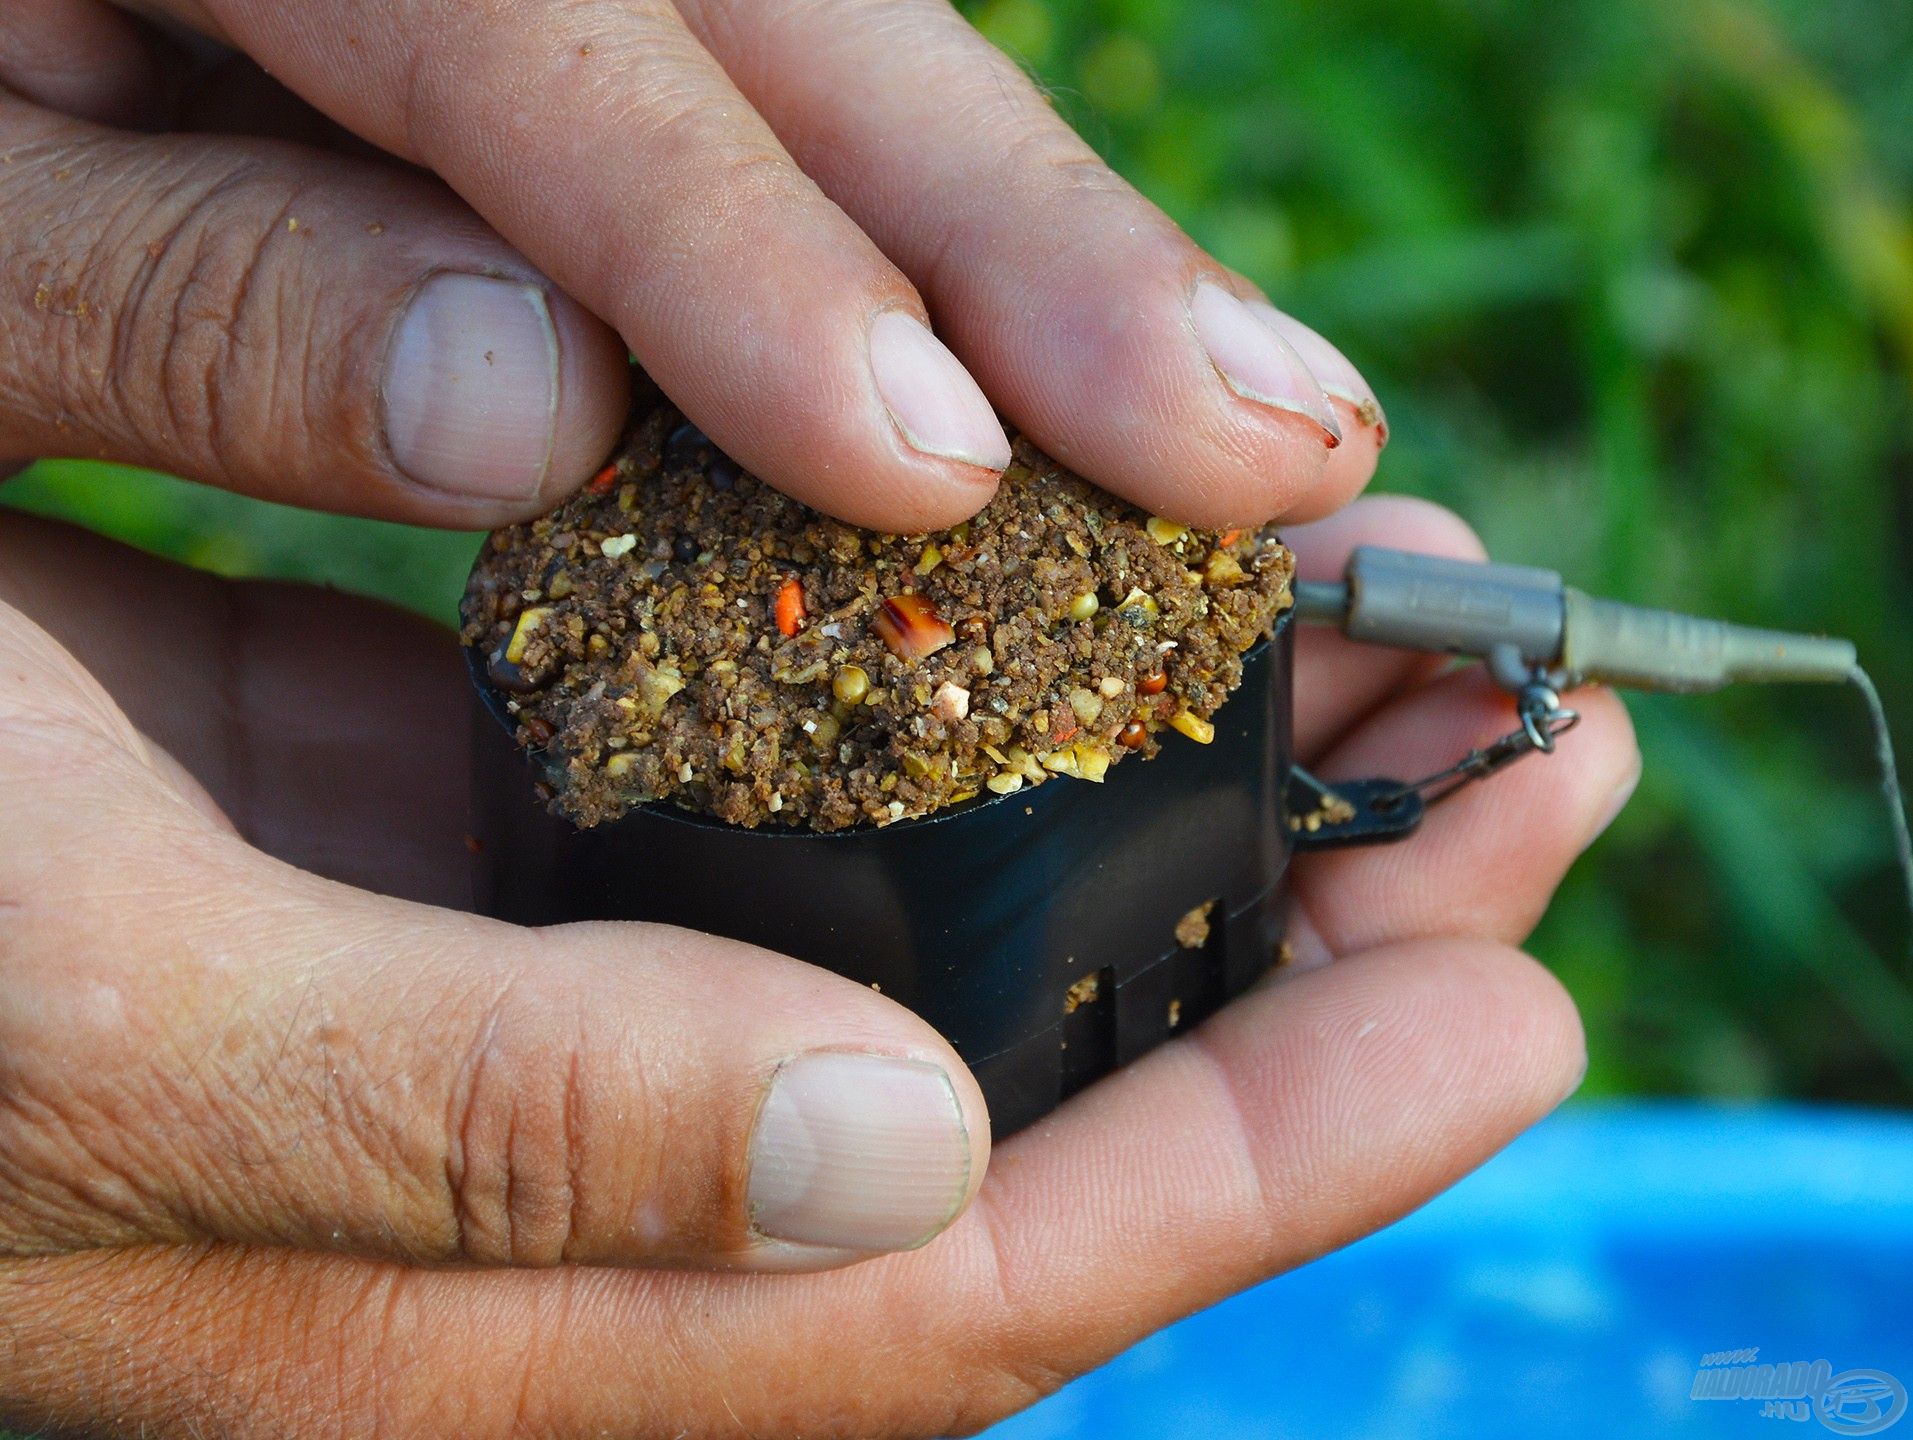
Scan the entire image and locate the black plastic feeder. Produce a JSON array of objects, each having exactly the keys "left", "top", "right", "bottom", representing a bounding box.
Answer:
[{"left": 468, "top": 608, "right": 1406, "bottom": 1135}]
